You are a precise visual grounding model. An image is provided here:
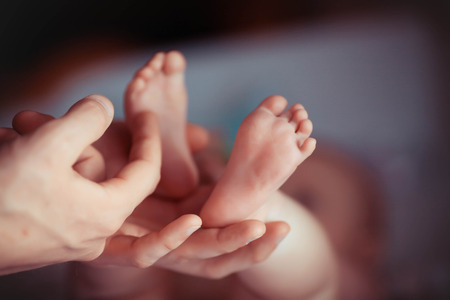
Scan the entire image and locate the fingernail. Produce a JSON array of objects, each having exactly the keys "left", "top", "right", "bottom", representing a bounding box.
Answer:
[
  {"left": 246, "top": 234, "right": 263, "bottom": 245},
  {"left": 86, "top": 94, "right": 113, "bottom": 116},
  {"left": 186, "top": 226, "right": 201, "bottom": 236}
]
